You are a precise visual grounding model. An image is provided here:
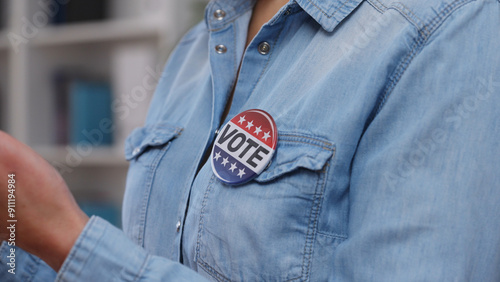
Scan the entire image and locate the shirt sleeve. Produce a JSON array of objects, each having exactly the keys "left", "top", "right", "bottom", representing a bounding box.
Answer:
[
  {"left": 0, "top": 241, "right": 57, "bottom": 281},
  {"left": 334, "top": 1, "right": 500, "bottom": 281},
  {"left": 54, "top": 216, "right": 208, "bottom": 281}
]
